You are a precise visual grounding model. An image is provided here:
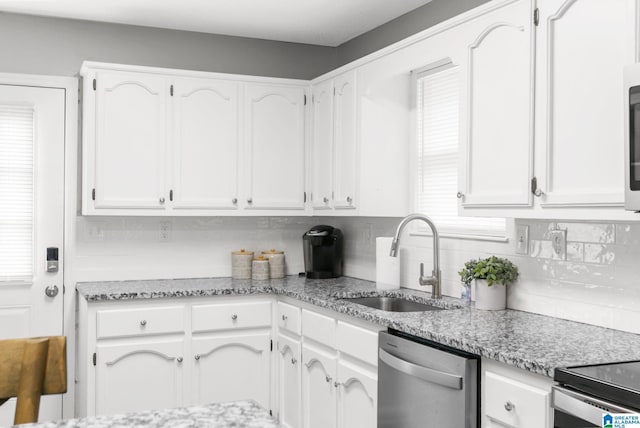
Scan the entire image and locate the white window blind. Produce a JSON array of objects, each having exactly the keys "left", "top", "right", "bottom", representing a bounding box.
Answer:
[
  {"left": 415, "top": 64, "right": 505, "bottom": 236},
  {"left": 0, "top": 105, "right": 34, "bottom": 281}
]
